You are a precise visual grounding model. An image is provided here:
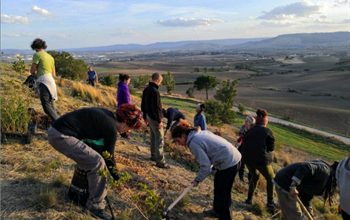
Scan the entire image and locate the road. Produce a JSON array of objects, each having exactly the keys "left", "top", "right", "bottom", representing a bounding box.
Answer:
[{"left": 233, "top": 107, "right": 350, "bottom": 145}]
